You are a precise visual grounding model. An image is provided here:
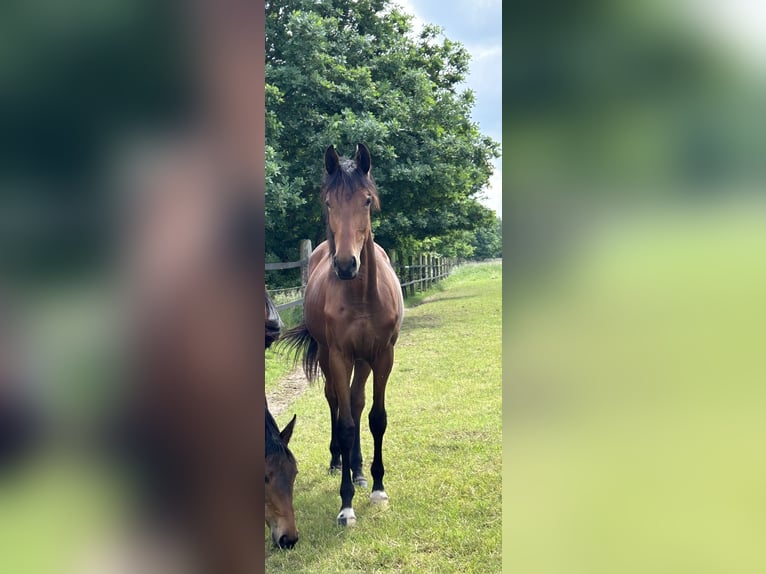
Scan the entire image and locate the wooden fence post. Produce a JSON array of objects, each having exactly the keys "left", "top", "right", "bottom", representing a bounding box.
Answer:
[
  {"left": 408, "top": 255, "right": 414, "bottom": 297},
  {"left": 300, "top": 239, "right": 312, "bottom": 295},
  {"left": 427, "top": 254, "right": 433, "bottom": 289},
  {"left": 419, "top": 254, "right": 424, "bottom": 293},
  {"left": 397, "top": 253, "right": 407, "bottom": 299}
]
